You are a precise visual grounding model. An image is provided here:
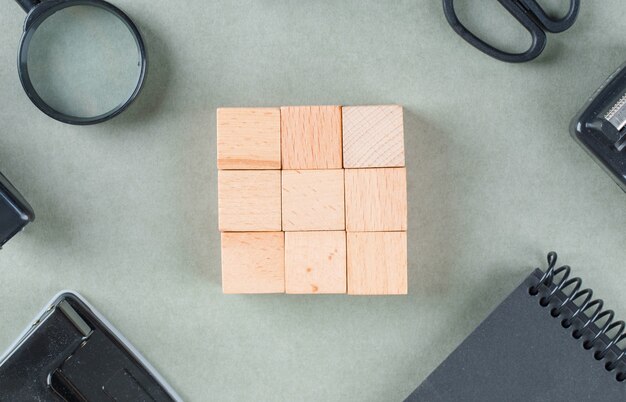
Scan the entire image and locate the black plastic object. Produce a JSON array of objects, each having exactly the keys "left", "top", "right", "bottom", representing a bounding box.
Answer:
[
  {"left": 442, "top": 0, "right": 580, "bottom": 63},
  {"left": 0, "top": 292, "right": 181, "bottom": 401},
  {"left": 571, "top": 62, "right": 626, "bottom": 192},
  {"left": 12, "top": 0, "right": 147, "bottom": 125},
  {"left": 0, "top": 170, "right": 34, "bottom": 248},
  {"left": 406, "top": 252, "right": 626, "bottom": 401}
]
